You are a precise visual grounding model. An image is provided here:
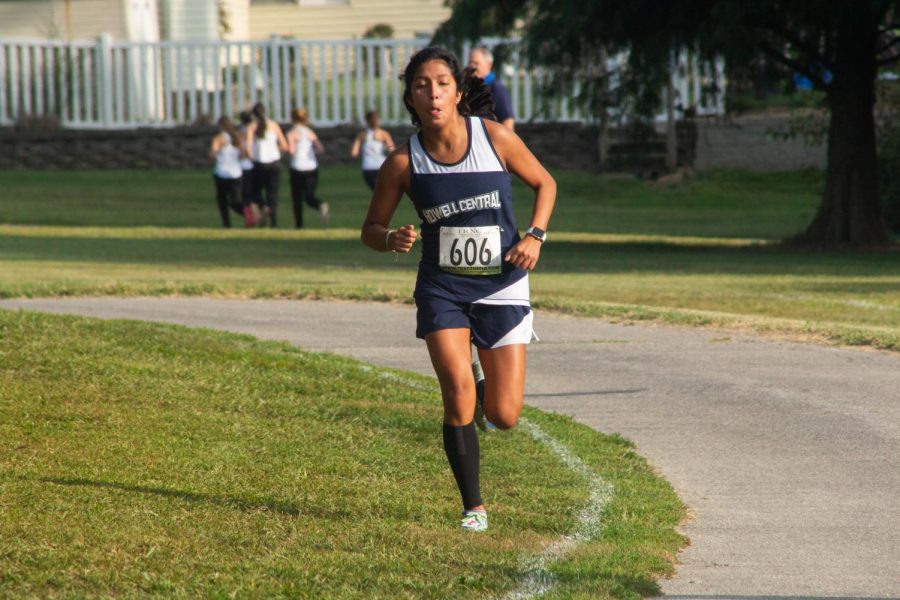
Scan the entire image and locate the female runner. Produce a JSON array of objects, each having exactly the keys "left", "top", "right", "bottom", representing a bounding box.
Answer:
[{"left": 361, "top": 47, "right": 556, "bottom": 532}]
